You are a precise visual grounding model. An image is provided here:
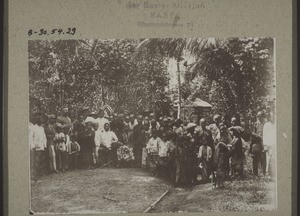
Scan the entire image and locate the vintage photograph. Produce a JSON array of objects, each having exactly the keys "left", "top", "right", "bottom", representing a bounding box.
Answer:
[{"left": 28, "top": 38, "right": 276, "bottom": 213}]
